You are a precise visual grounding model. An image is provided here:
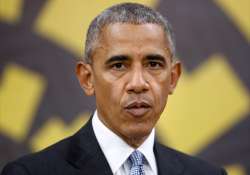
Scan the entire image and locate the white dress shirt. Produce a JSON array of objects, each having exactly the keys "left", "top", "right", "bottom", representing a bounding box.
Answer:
[{"left": 92, "top": 111, "right": 157, "bottom": 175}]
